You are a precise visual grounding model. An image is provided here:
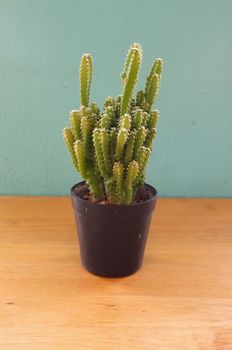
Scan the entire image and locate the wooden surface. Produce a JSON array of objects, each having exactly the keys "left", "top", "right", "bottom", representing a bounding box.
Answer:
[{"left": 0, "top": 197, "right": 232, "bottom": 350}]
